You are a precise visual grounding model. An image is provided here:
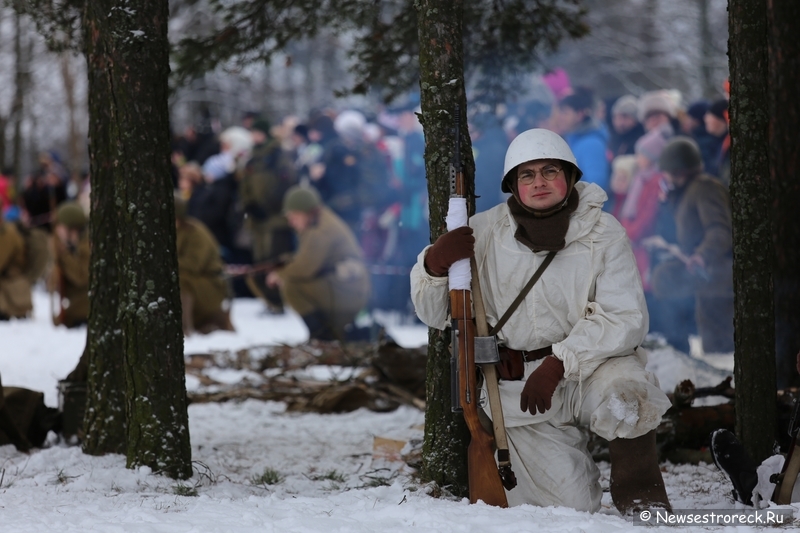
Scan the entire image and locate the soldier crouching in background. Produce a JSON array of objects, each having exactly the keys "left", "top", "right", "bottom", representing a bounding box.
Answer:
[
  {"left": 266, "top": 185, "right": 371, "bottom": 342},
  {"left": 174, "top": 195, "right": 234, "bottom": 336},
  {"left": 52, "top": 202, "right": 90, "bottom": 328}
]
